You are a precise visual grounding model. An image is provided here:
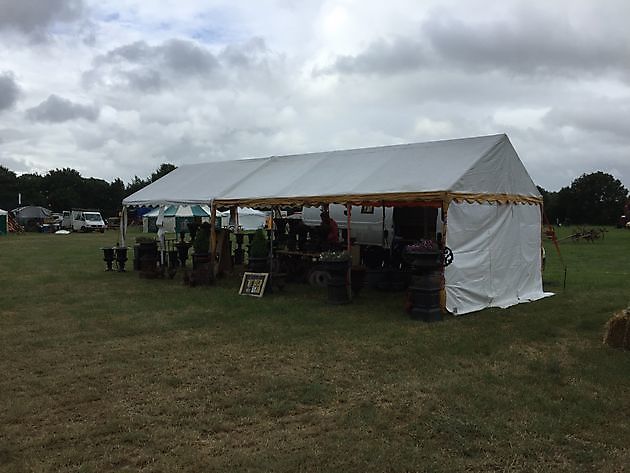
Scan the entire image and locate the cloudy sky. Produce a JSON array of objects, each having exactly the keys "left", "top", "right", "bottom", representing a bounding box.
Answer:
[{"left": 0, "top": 0, "right": 629, "bottom": 190}]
